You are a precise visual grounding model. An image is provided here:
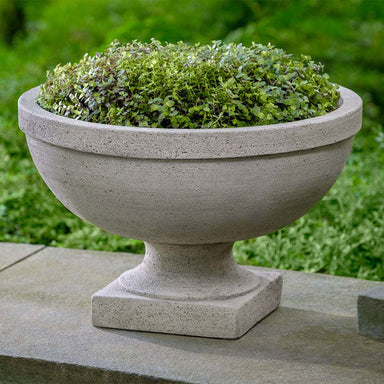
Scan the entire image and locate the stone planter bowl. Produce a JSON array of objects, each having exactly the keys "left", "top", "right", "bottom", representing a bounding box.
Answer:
[{"left": 19, "top": 86, "right": 362, "bottom": 338}]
